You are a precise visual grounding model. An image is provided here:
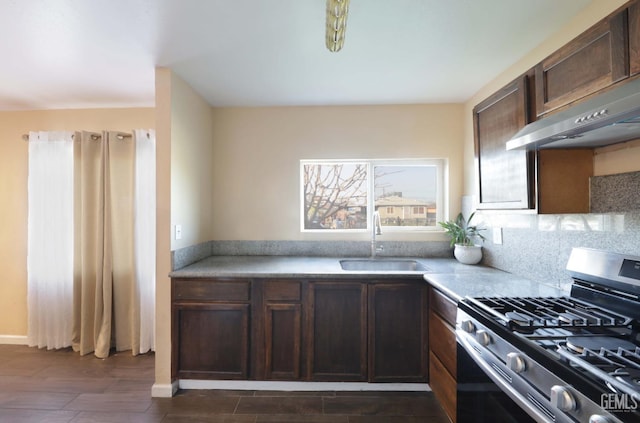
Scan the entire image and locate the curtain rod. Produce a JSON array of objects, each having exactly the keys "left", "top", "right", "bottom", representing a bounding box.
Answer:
[{"left": 22, "top": 132, "right": 133, "bottom": 141}]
